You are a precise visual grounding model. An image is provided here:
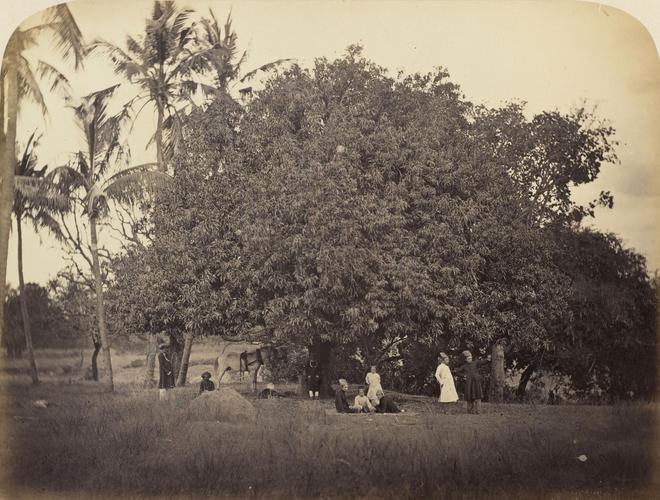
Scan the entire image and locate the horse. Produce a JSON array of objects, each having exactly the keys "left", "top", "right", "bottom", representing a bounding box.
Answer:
[{"left": 214, "top": 343, "right": 278, "bottom": 392}]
